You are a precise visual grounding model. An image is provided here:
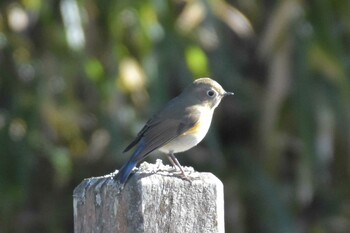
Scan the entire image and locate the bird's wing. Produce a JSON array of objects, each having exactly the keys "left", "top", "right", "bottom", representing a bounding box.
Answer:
[
  {"left": 123, "top": 107, "right": 201, "bottom": 159},
  {"left": 123, "top": 123, "right": 149, "bottom": 153},
  {"left": 141, "top": 109, "right": 200, "bottom": 156}
]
